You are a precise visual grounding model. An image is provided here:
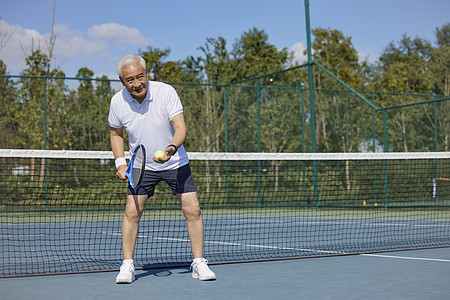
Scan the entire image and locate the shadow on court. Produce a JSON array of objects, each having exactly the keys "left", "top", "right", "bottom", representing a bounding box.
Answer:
[{"left": 134, "top": 266, "right": 191, "bottom": 281}]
